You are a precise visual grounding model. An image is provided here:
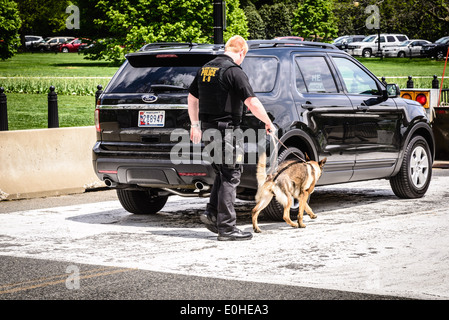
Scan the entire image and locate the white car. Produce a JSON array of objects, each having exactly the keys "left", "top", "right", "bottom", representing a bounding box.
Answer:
[
  {"left": 383, "top": 40, "right": 431, "bottom": 58},
  {"left": 24, "top": 35, "right": 43, "bottom": 49},
  {"left": 347, "top": 34, "right": 409, "bottom": 57}
]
